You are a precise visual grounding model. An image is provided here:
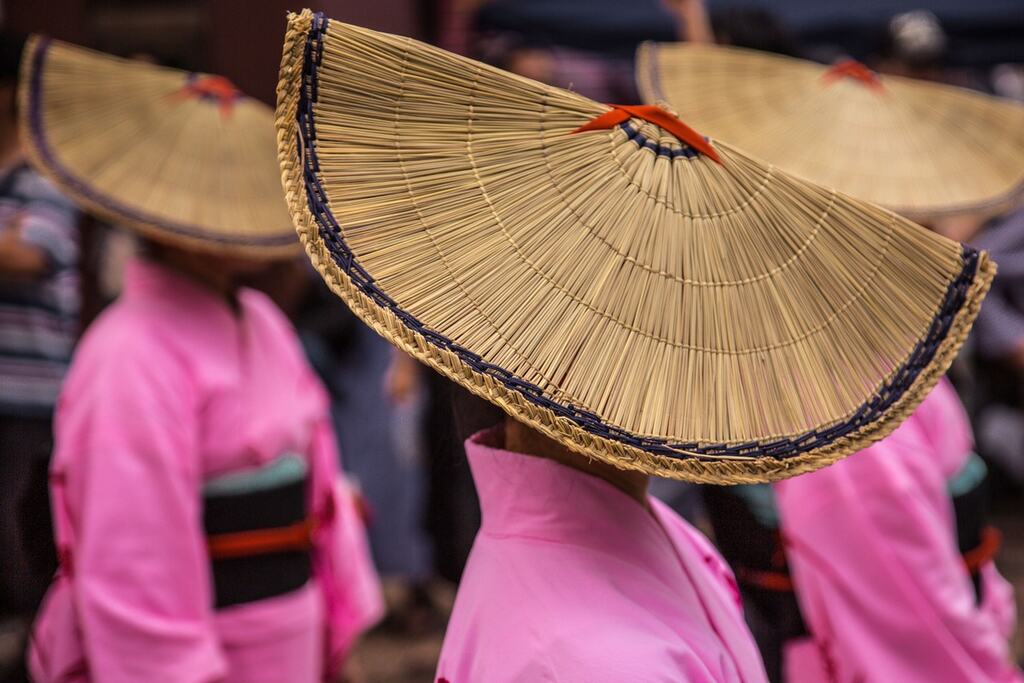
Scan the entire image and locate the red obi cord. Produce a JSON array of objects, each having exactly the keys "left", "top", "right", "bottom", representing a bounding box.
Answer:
[
  {"left": 572, "top": 104, "right": 722, "bottom": 164},
  {"left": 821, "top": 59, "right": 883, "bottom": 91},
  {"left": 173, "top": 74, "right": 241, "bottom": 118},
  {"left": 206, "top": 517, "right": 316, "bottom": 560}
]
